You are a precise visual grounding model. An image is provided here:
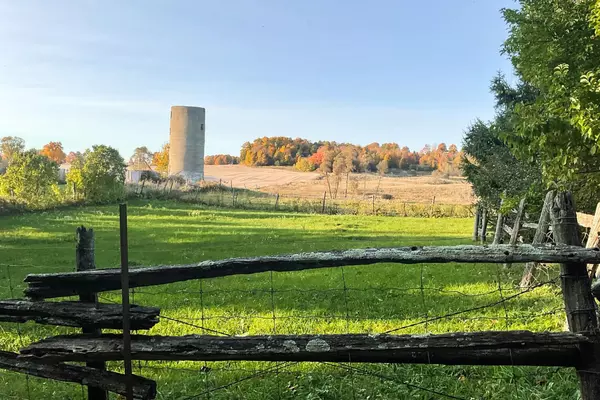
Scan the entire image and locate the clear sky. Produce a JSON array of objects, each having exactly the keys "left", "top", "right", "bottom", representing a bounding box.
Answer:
[{"left": 0, "top": 0, "right": 515, "bottom": 158}]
